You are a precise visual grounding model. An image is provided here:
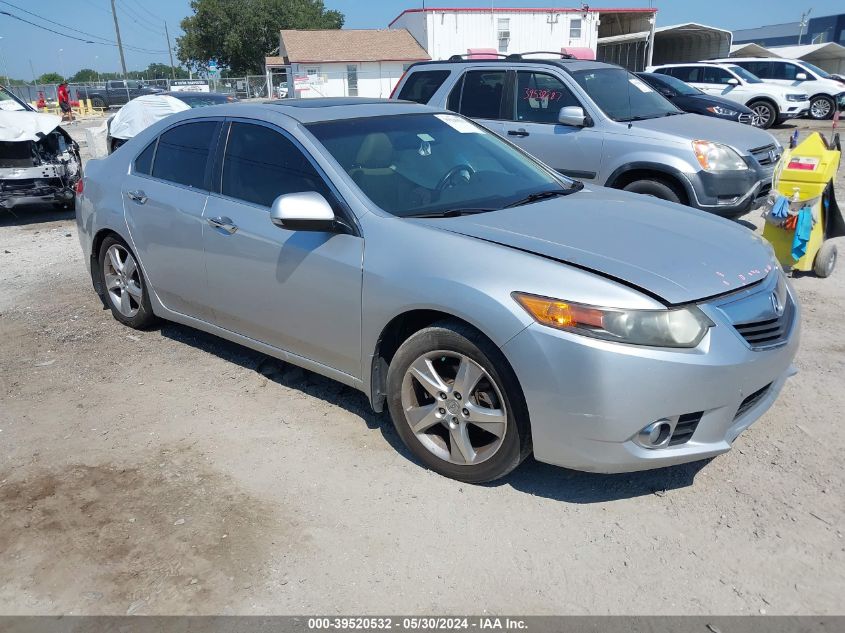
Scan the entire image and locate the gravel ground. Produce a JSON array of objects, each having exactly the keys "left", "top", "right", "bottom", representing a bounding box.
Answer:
[{"left": 0, "top": 116, "right": 843, "bottom": 616}]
